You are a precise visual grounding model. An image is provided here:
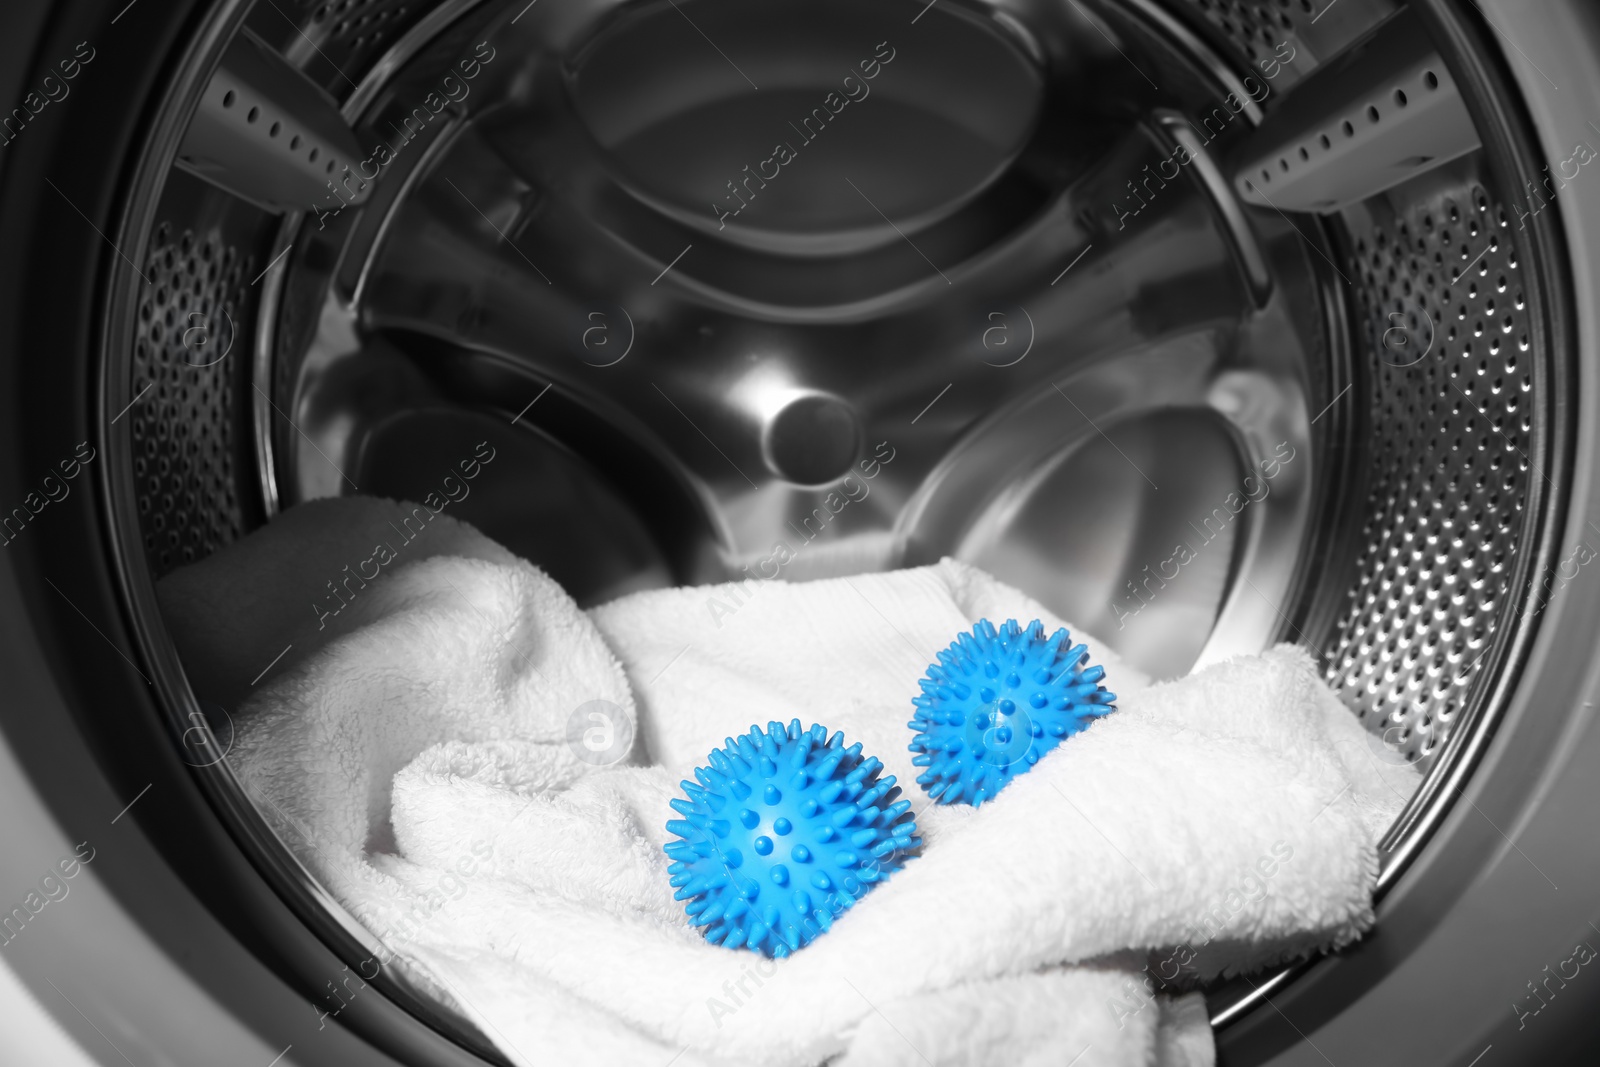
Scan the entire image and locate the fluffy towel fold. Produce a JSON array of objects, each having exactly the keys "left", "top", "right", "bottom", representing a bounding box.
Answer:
[{"left": 159, "top": 497, "right": 1418, "bottom": 1067}]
